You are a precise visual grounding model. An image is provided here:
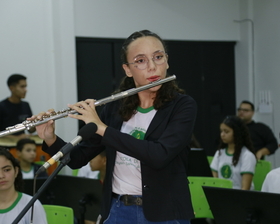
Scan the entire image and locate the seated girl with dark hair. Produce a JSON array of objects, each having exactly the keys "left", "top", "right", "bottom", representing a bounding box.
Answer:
[
  {"left": 0, "top": 147, "right": 47, "bottom": 224},
  {"left": 210, "top": 116, "right": 257, "bottom": 190}
]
